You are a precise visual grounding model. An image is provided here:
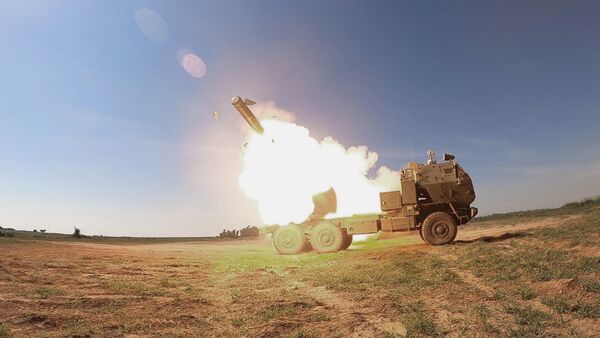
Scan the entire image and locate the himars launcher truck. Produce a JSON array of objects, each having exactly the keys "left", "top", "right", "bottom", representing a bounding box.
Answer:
[
  {"left": 231, "top": 96, "right": 478, "bottom": 254},
  {"left": 263, "top": 150, "right": 478, "bottom": 254}
]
